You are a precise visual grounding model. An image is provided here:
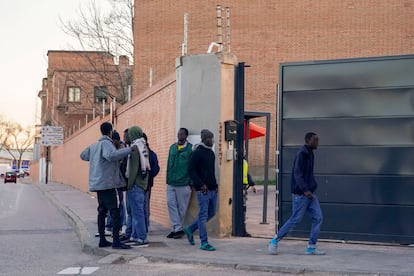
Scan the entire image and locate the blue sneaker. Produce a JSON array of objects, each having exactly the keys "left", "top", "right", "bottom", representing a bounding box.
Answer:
[
  {"left": 200, "top": 243, "right": 215, "bottom": 251},
  {"left": 268, "top": 238, "right": 278, "bottom": 255},
  {"left": 305, "top": 247, "right": 325, "bottom": 255}
]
